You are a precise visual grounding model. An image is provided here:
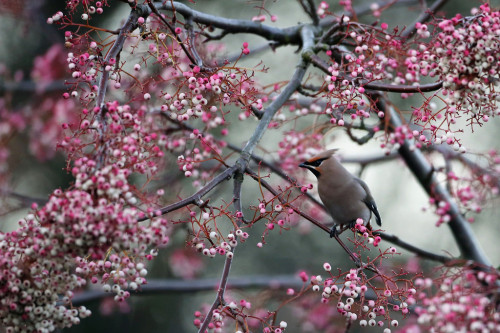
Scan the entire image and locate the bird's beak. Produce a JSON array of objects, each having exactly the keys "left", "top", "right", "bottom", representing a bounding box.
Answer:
[{"left": 299, "top": 162, "right": 307, "bottom": 169}]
